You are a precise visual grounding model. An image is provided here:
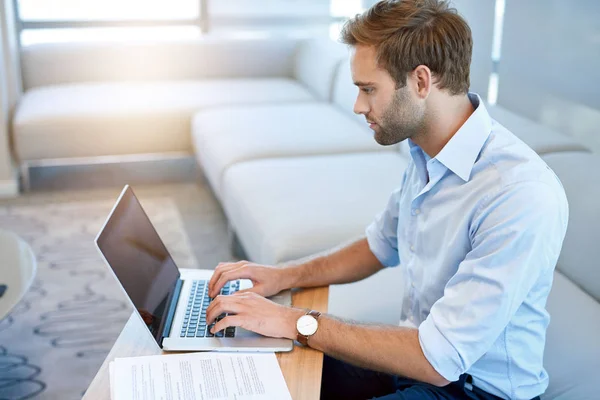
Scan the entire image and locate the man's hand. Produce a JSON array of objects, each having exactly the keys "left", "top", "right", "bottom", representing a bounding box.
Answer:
[
  {"left": 208, "top": 260, "right": 291, "bottom": 298},
  {"left": 205, "top": 292, "right": 305, "bottom": 339}
]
